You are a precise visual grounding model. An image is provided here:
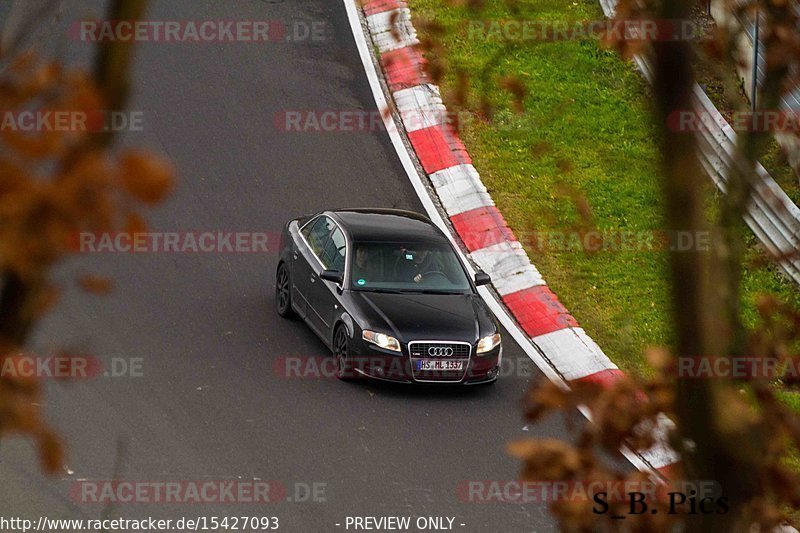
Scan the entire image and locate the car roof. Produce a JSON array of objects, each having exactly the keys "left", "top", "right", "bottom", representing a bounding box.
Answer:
[{"left": 327, "top": 209, "right": 448, "bottom": 243}]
